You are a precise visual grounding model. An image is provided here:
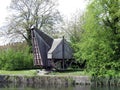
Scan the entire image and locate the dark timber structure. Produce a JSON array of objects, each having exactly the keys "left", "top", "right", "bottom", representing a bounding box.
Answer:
[{"left": 31, "top": 28, "right": 73, "bottom": 70}]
